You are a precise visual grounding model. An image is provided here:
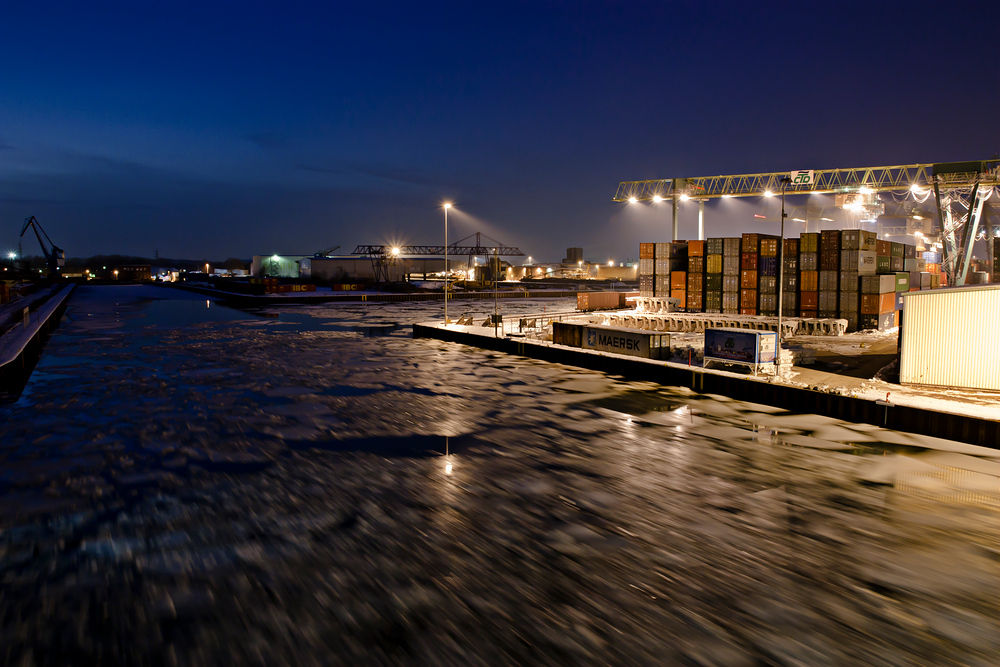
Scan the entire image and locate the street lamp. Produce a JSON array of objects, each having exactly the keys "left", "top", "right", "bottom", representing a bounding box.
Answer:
[
  {"left": 443, "top": 202, "right": 452, "bottom": 323},
  {"left": 777, "top": 176, "right": 792, "bottom": 362}
]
